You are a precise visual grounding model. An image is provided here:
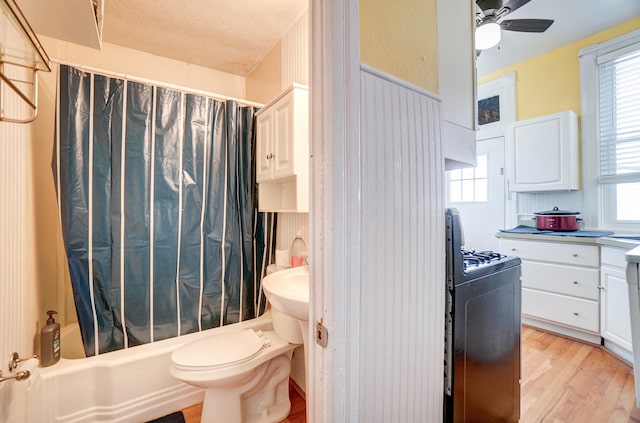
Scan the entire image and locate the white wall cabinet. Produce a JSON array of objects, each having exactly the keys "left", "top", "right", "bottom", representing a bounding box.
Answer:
[
  {"left": 508, "top": 110, "right": 579, "bottom": 192},
  {"left": 500, "top": 238, "right": 601, "bottom": 344},
  {"left": 600, "top": 246, "right": 633, "bottom": 363},
  {"left": 437, "top": 0, "right": 477, "bottom": 170},
  {"left": 257, "top": 92, "right": 295, "bottom": 181},
  {"left": 255, "top": 84, "right": 309, "bottom": 212}
]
